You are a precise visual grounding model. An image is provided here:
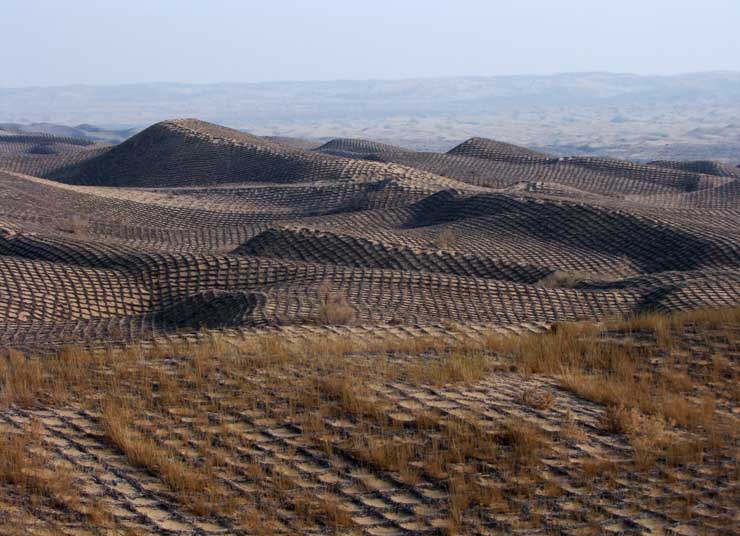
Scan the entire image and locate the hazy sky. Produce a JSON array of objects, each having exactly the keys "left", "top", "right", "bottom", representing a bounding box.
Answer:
[{"left": 2, "top": 0, "right": 739, "bottom": 87}]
